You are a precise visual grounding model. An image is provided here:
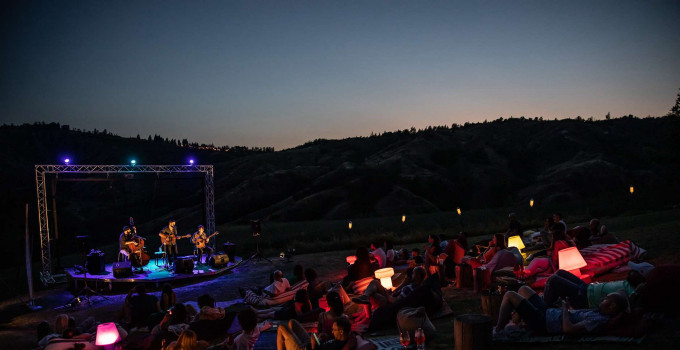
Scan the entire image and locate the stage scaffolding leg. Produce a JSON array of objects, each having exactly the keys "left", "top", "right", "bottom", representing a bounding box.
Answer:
[
  {"left": 35, "top": 167, "right": 54, "bottom": 285},
  {"left": 204, "top": 168, "right": 216, "bottom": 250}
]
